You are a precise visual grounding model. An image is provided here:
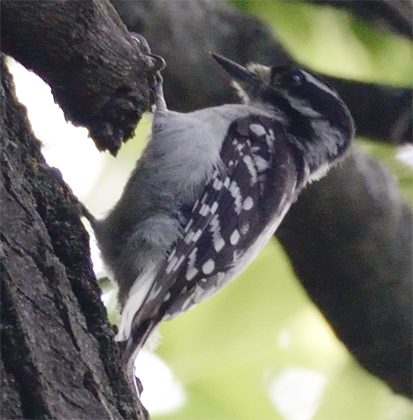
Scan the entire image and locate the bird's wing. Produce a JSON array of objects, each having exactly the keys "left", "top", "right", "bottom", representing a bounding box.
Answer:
[{"left": 126, "top": 114, "right": 299, "bottom": 346}]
